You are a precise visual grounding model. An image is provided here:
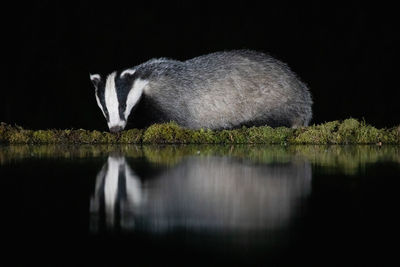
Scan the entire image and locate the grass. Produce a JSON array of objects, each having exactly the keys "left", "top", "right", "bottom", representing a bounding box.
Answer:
[{"left": 0, "top": 118, "right": 399, "bottom": 144}]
